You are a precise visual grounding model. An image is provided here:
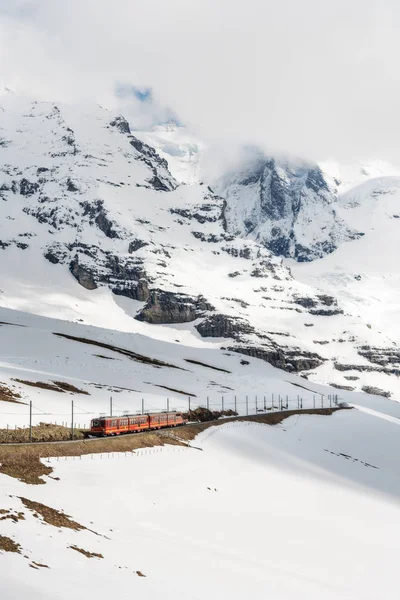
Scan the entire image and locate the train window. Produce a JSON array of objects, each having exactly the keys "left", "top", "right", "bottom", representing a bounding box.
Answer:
[{"left": 92, "top": 420, "right": 100, "bottom": 427}]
